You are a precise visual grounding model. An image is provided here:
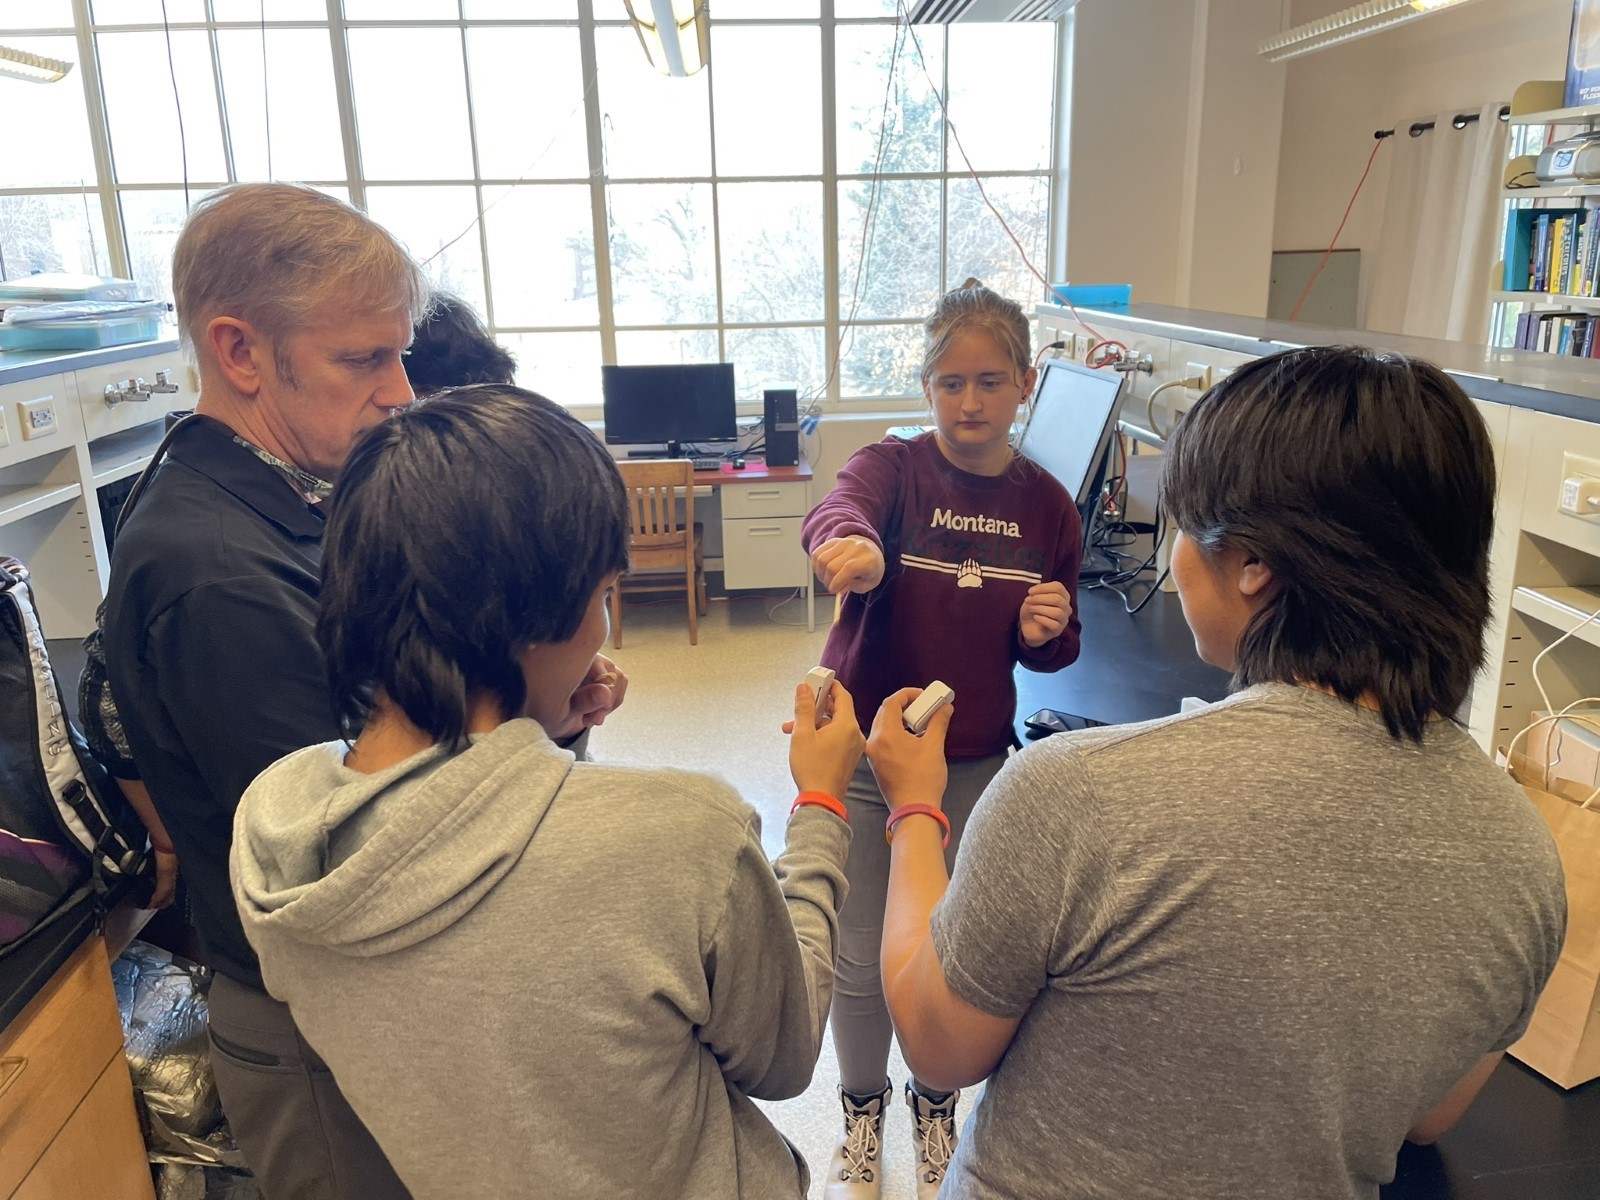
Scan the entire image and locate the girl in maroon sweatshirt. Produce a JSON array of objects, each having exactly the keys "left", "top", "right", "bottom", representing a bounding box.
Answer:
[{"left": 800, "top": 279, "right": 1082, "bottom": 1199}]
